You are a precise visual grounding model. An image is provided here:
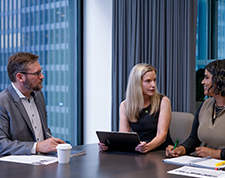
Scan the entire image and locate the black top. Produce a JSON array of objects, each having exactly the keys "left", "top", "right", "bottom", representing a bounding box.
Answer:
[
  {"left": 129, "top": 94, "right": 173, "bottom": 150},
  {"left": 181, "top": 101, "right": 225, "bottom": 159}
]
